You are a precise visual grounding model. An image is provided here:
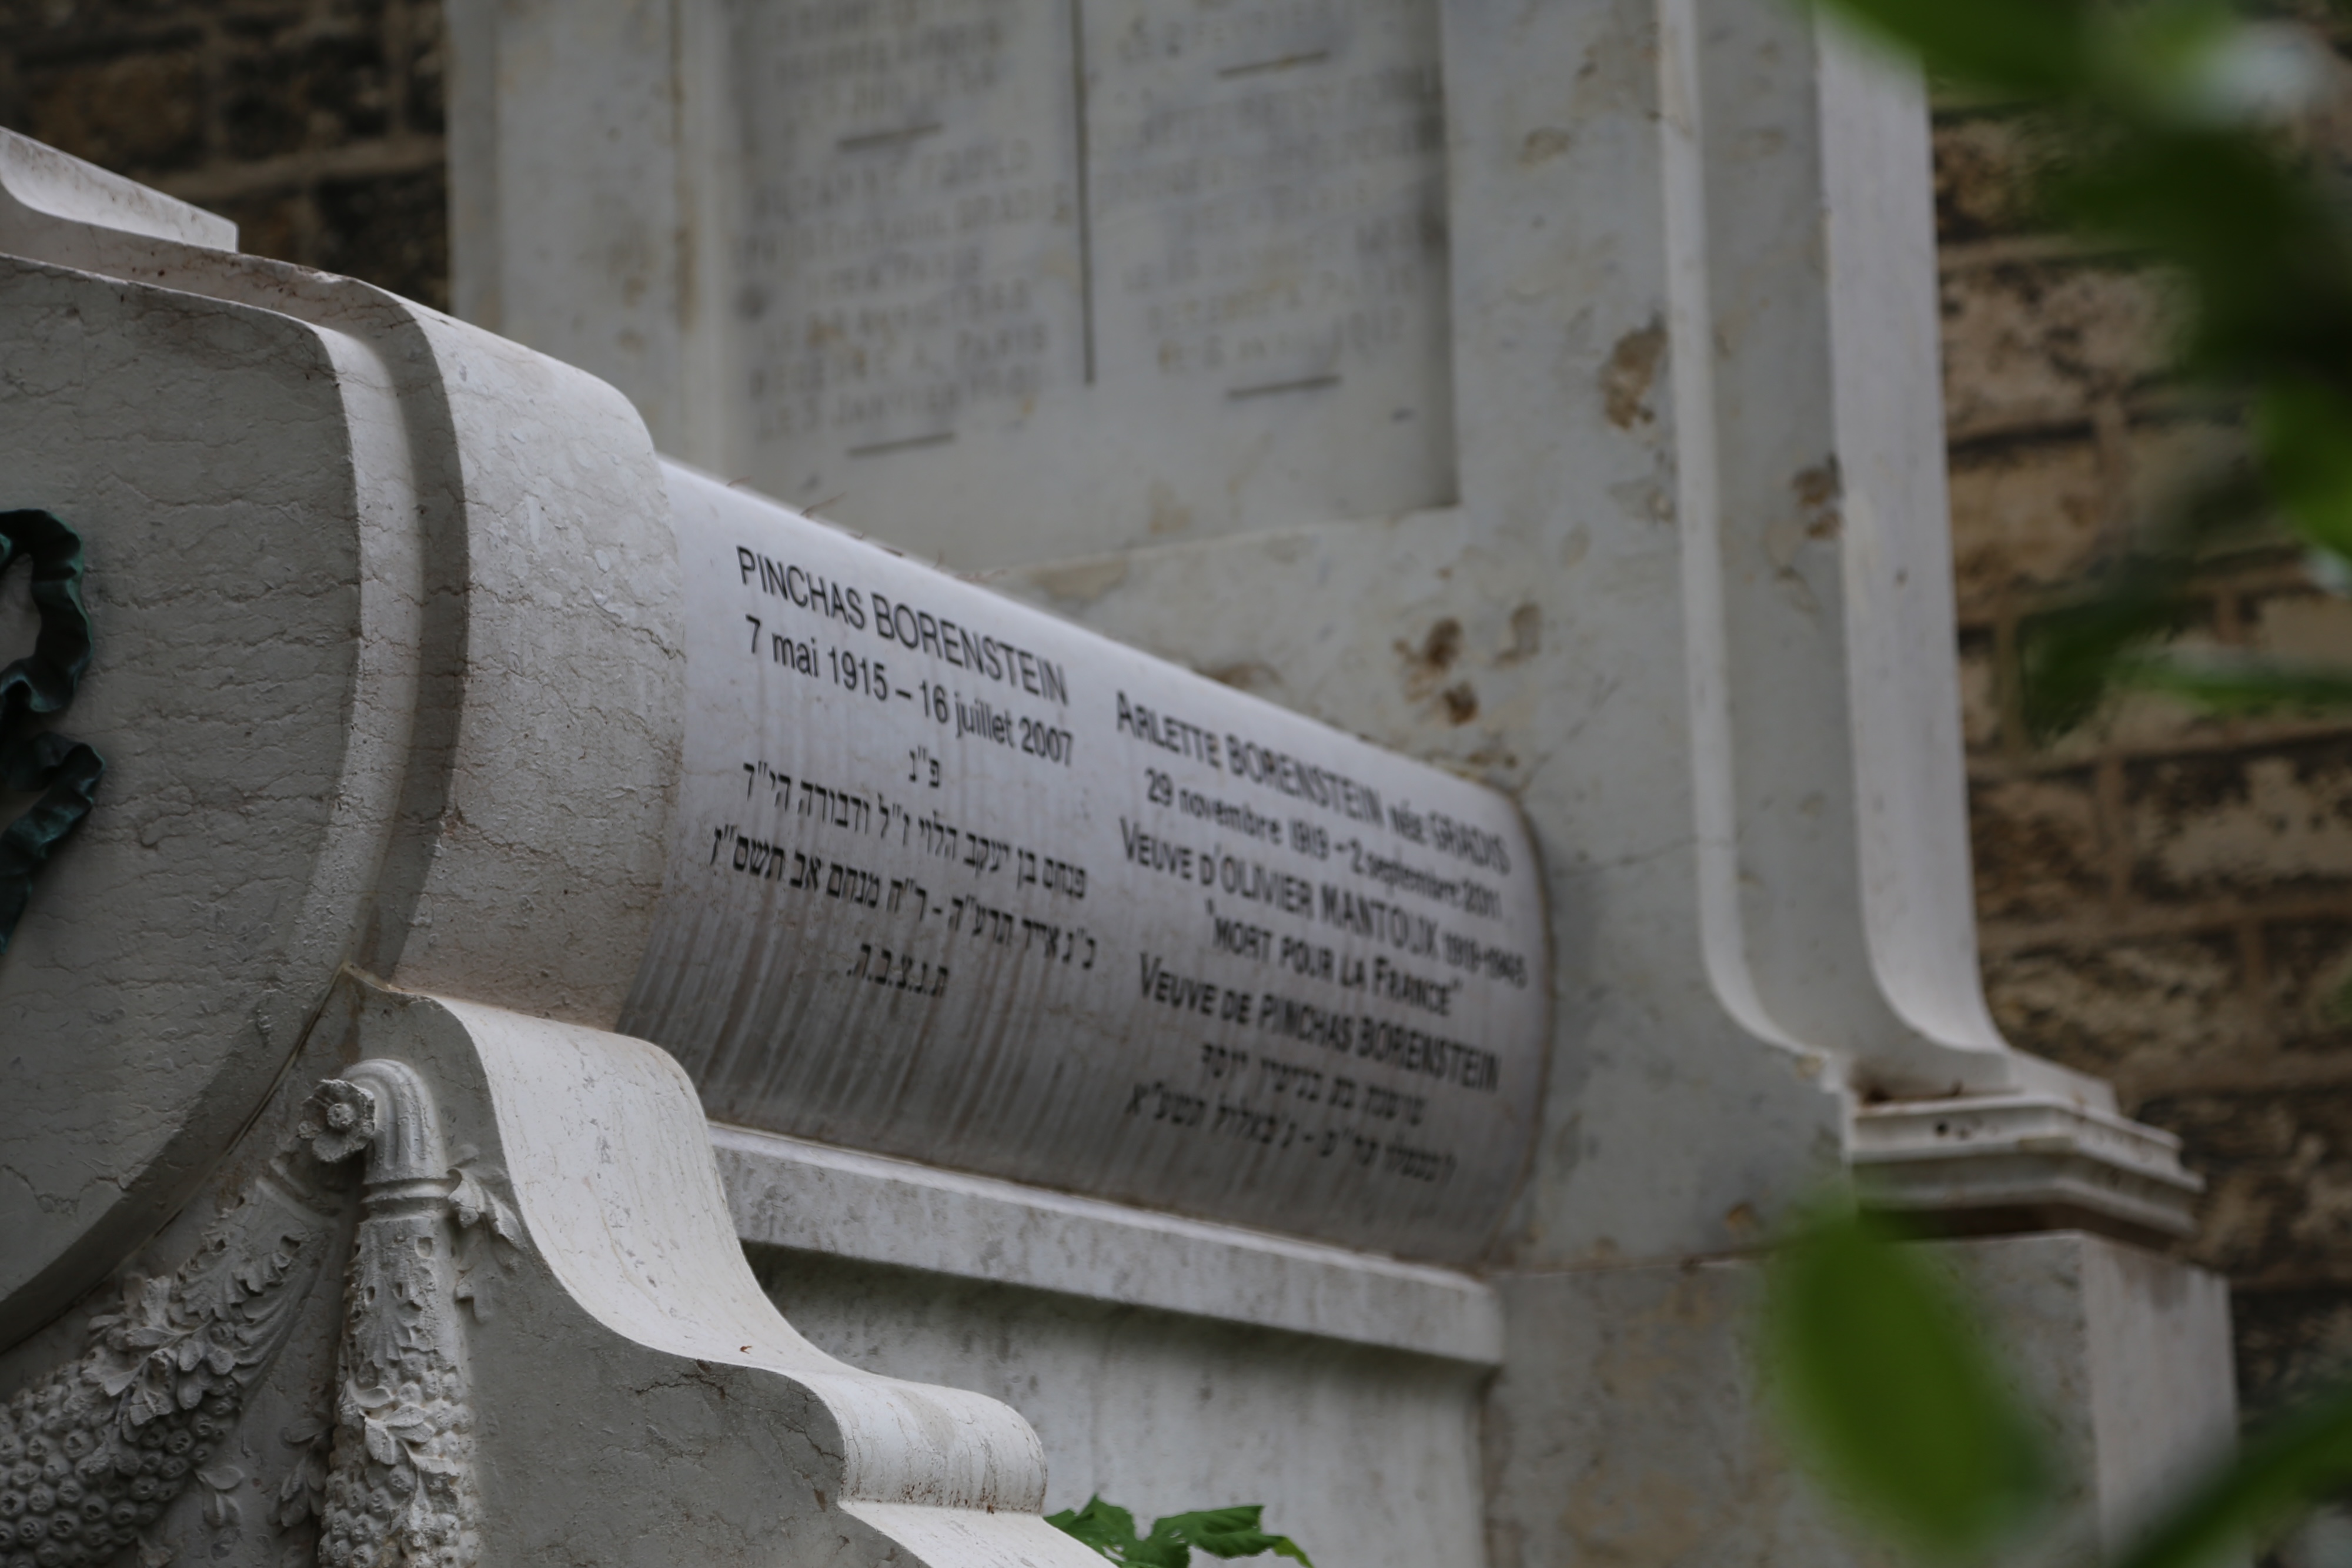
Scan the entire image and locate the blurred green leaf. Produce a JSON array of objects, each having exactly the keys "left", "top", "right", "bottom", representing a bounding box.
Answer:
[
  {"left": 2114, "top": 1382, "right": 2352, "bottom": 1568},
  {"left": 2018, "top": 466, "right": 2274, "bottom": 740},
  {"left": 2019, "top": 564, "right": 2197, "bottom": 742},
  {"left": 2124, "top": 649, "right": 2352, "bottom": 713},
  {"left": 1763, "top": 1212, "right": 2057, "bottom": 1563},
  {"left": 2258, "top": 379, "right": 2352, "bottom": 559},
  {"left": 1825, "top": 0, "right": 2099, "bottom": 99}
]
